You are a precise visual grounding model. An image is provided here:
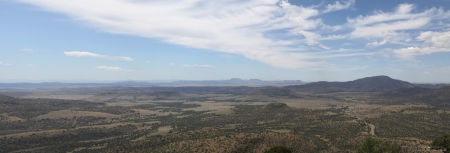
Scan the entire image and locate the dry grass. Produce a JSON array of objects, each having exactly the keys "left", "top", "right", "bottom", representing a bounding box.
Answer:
[
  {"left": 133, "top": 109, "right": 179, "bottom": 116},
  {"left": 1, "top": 113, "right": 26, "bottom": 122},
  {"left": 184, "top": 101, "right": 234, "bottom": 112},
  {"left": 3, "top": 121, "right": 159, "bottom": 139},
  {"left": 34, "top": 109, "right": 118, "bottom": 119}
]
